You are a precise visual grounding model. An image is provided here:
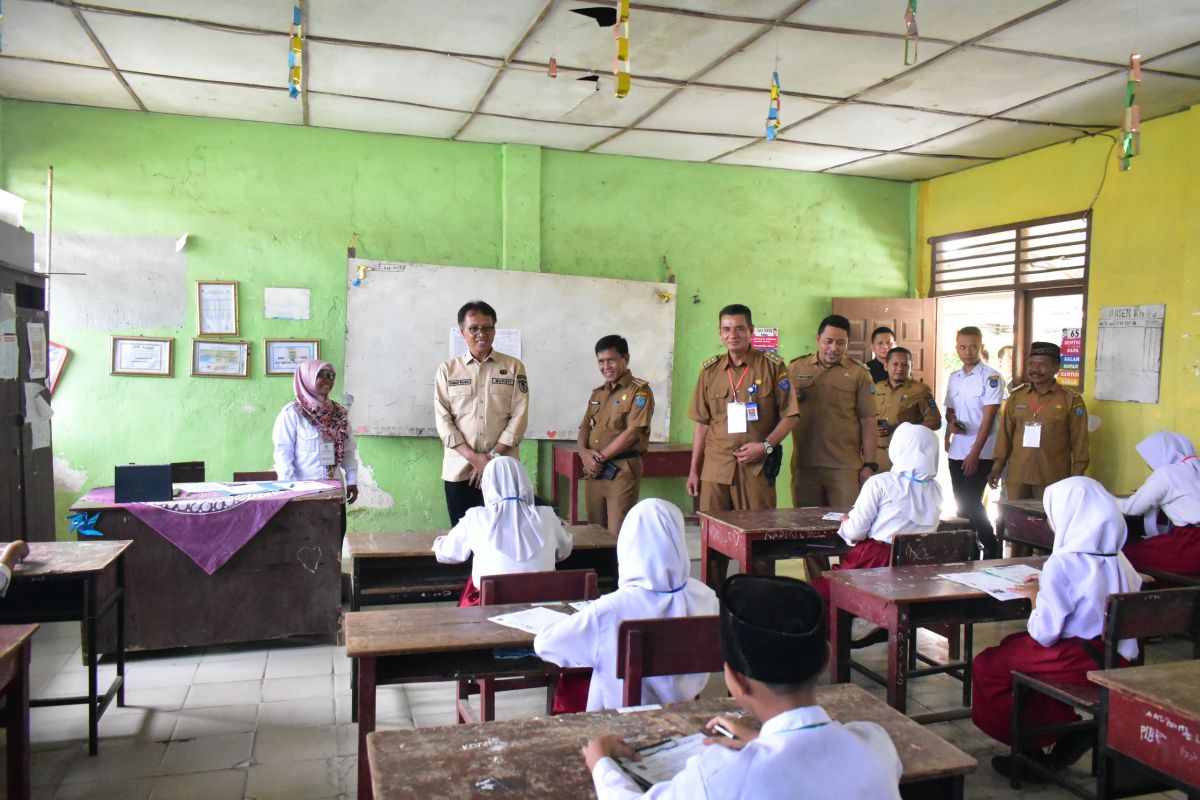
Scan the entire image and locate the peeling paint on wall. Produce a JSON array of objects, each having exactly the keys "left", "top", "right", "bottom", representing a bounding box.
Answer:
[{"left": 52, "top": 455, "right": 87, "bottom": 492}]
